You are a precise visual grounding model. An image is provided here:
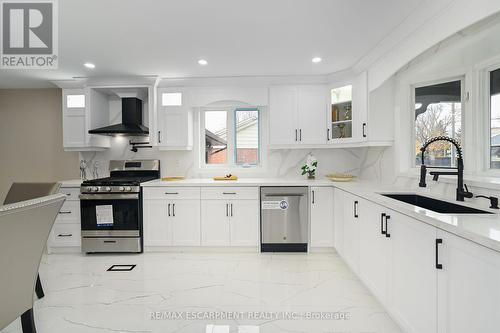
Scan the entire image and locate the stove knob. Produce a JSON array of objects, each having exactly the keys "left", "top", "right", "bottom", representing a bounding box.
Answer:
[
  {"left": 119, "top": 186, "right": 125, "bottom": 192},
  {"left": 125, "top": 186, "right": 132, "bottom": 192},
  {"left": 92, "top": 187, "right": 99, "bottom": 192},
  {"left": 86, "top": 187, "right": 93, "bottom": 192},
  {"left": 105, "top": 187, "right": 112, "bottom": 192}
]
